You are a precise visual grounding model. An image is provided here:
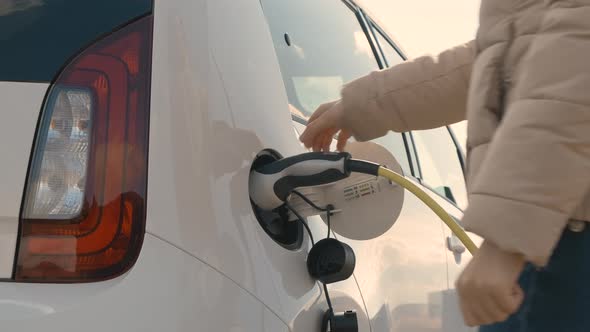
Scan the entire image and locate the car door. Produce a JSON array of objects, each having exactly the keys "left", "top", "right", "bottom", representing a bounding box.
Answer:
[
  {"left": 263, "top": 2, "right": 452, "bottom": 330},
  {"left": 349, "top": 21, "right": 453, "bottom": 331},
  {"left": 260, "top": 0, "right": 384, "bottom": 330},
  {"left": 410, "top": 127, "right": 483, "bottom": 331}
]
